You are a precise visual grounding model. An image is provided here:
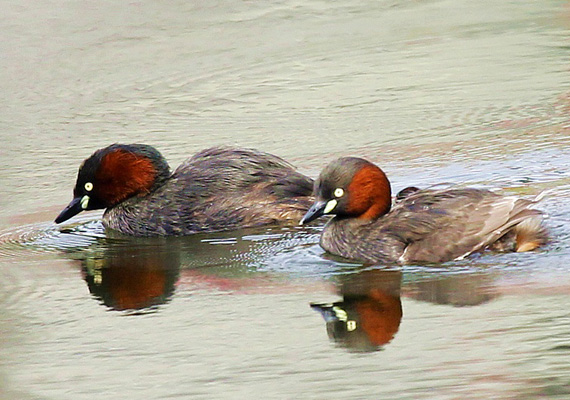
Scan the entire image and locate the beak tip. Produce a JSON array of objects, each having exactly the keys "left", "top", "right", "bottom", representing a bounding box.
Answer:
[
  {"left": 54, "top": 214, "right": 68, "bottom": 224},
  {"left": 300, "top": 200, "right": 327, "bottom": 226},
  {"left": 55, "top": 197, "right": 84, "bottom": 224}
]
